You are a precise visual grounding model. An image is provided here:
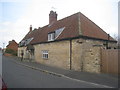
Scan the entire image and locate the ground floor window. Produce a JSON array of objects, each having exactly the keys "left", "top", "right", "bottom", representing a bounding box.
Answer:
[{"left": 42, "top": 50, "right": 48, "bottom": 59}]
